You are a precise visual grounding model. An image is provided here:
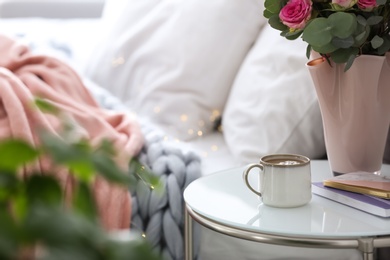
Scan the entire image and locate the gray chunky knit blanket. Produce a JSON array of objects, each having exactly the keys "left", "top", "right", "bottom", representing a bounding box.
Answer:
[{"left": 85, "top": 79, "right": 201, "bottom": 260}]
